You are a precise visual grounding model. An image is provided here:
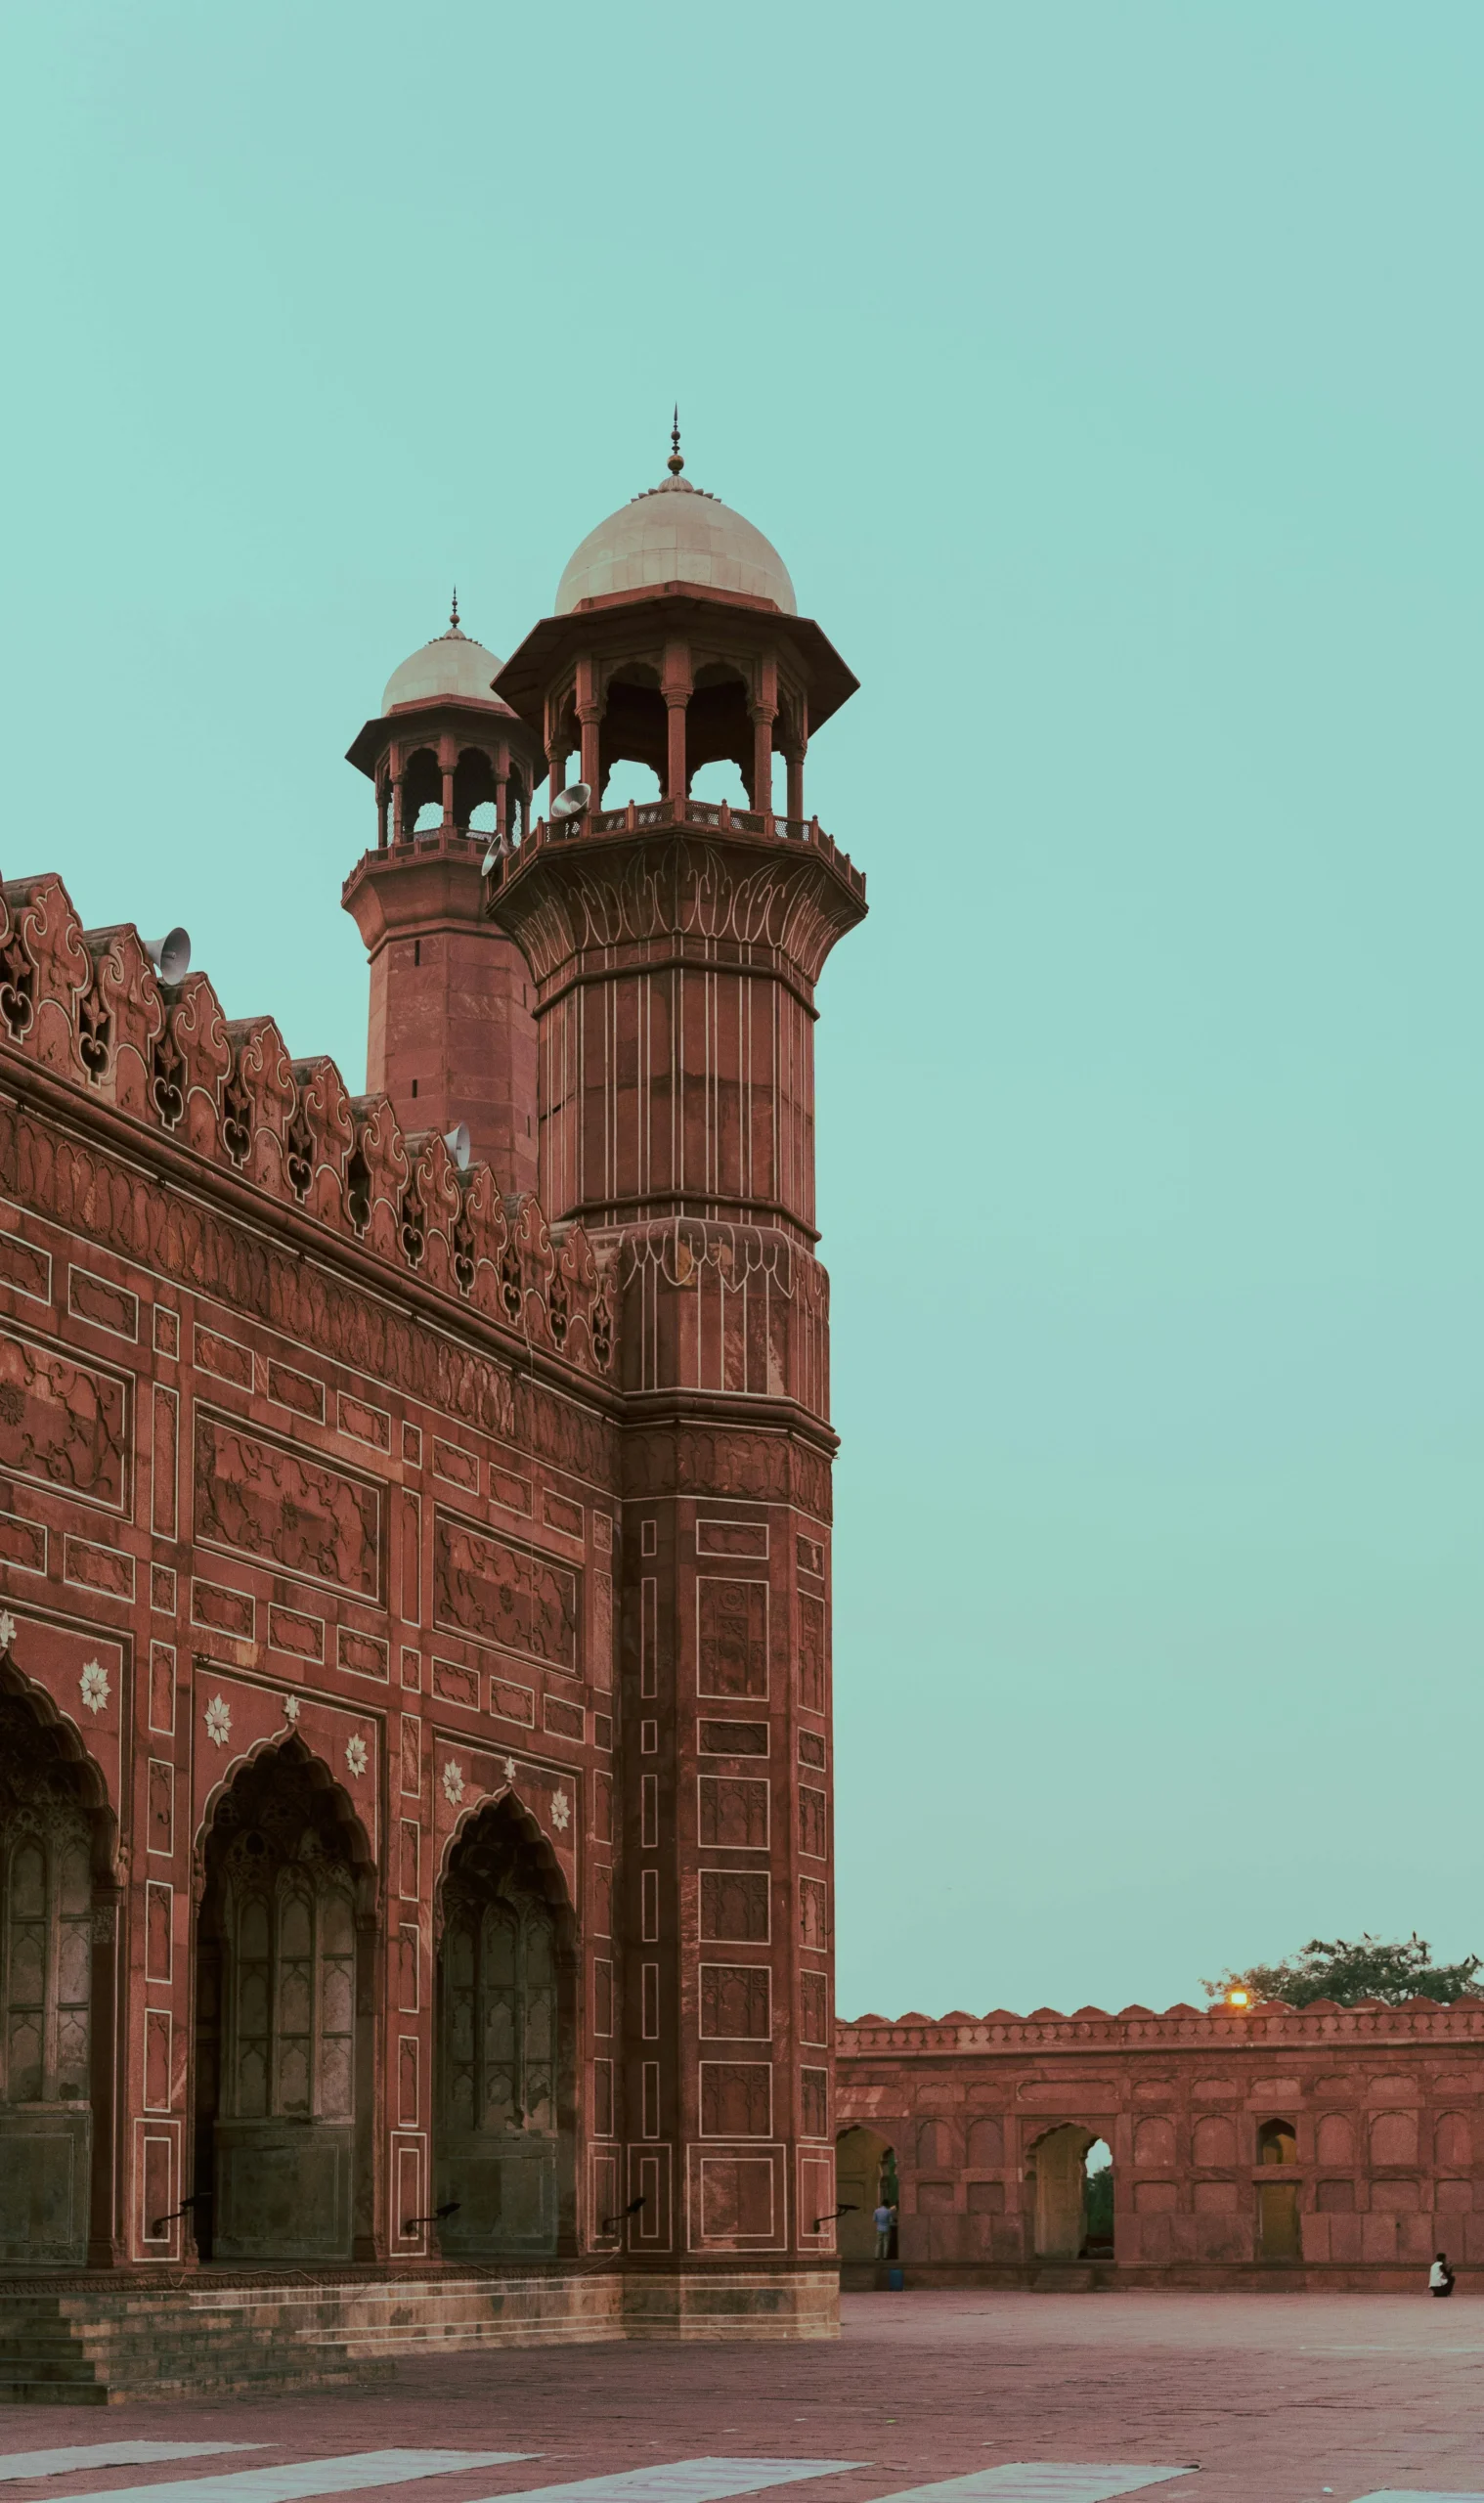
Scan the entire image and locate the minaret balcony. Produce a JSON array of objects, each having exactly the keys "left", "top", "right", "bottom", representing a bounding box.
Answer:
[{"left": 484, "top": 795, "right": 865, "bottom": 908}]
